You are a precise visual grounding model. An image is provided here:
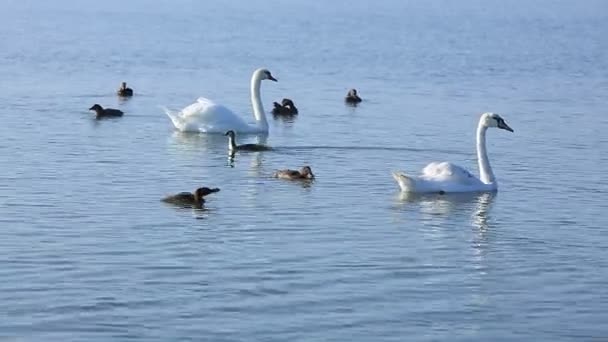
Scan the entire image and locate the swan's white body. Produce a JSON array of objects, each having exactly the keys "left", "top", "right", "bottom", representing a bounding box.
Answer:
[
  {"left": 164, "top": 68, "right": 275, "bottom": 134},
  {"left": 393, "top": 113, "right": 513, "bottom": 193}
]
